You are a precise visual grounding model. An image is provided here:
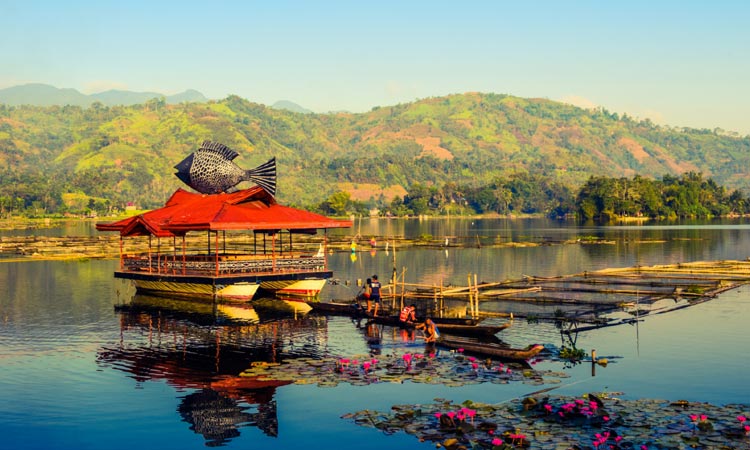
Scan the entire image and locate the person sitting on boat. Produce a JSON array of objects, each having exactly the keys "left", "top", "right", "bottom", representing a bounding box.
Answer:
[
  {"left": 368, "top": 275, "right": 382, "bottom": 317},
  {"left": 399, "top": 304, "right": 417, "bottom": 325},
  {"left": 416, "top": 318, "right": 440, "bottom": 343}
]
